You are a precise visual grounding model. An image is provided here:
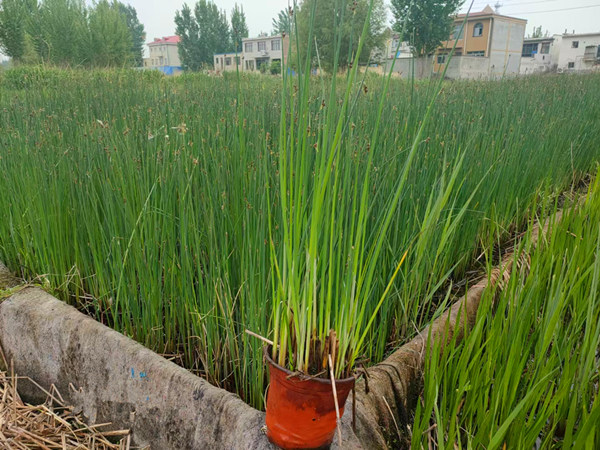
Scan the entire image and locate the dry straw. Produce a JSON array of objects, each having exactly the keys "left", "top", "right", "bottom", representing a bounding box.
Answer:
[{"left": 0, "top": 350, "right": 130, "bottom": 449}]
